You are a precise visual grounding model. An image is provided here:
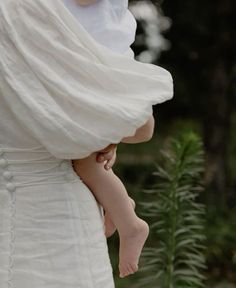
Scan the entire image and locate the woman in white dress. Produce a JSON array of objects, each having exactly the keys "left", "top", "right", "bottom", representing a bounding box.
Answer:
[{"left": 0, "top": 0, "right": 173, "bottom": 287}]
